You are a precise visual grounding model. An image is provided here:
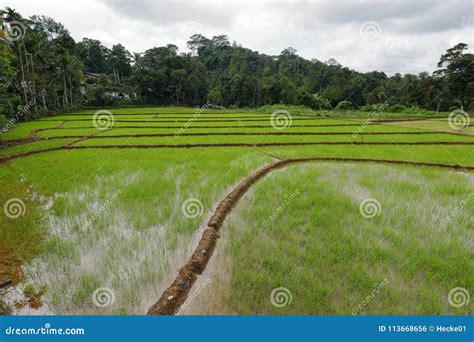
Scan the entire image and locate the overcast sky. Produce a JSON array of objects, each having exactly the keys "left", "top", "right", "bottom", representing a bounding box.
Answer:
[{"left": 5, "top": 0, "right": 474, "bottom": 75}]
